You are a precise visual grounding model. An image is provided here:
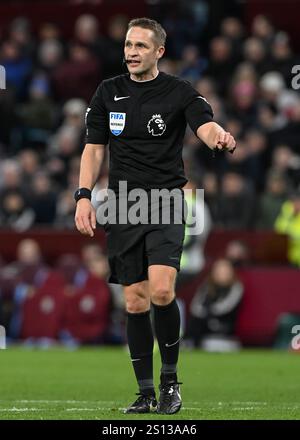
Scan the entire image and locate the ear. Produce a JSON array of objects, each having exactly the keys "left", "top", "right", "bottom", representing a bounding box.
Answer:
[{"left": 156, "top": 46, "right": 165, "bottom": 60}]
